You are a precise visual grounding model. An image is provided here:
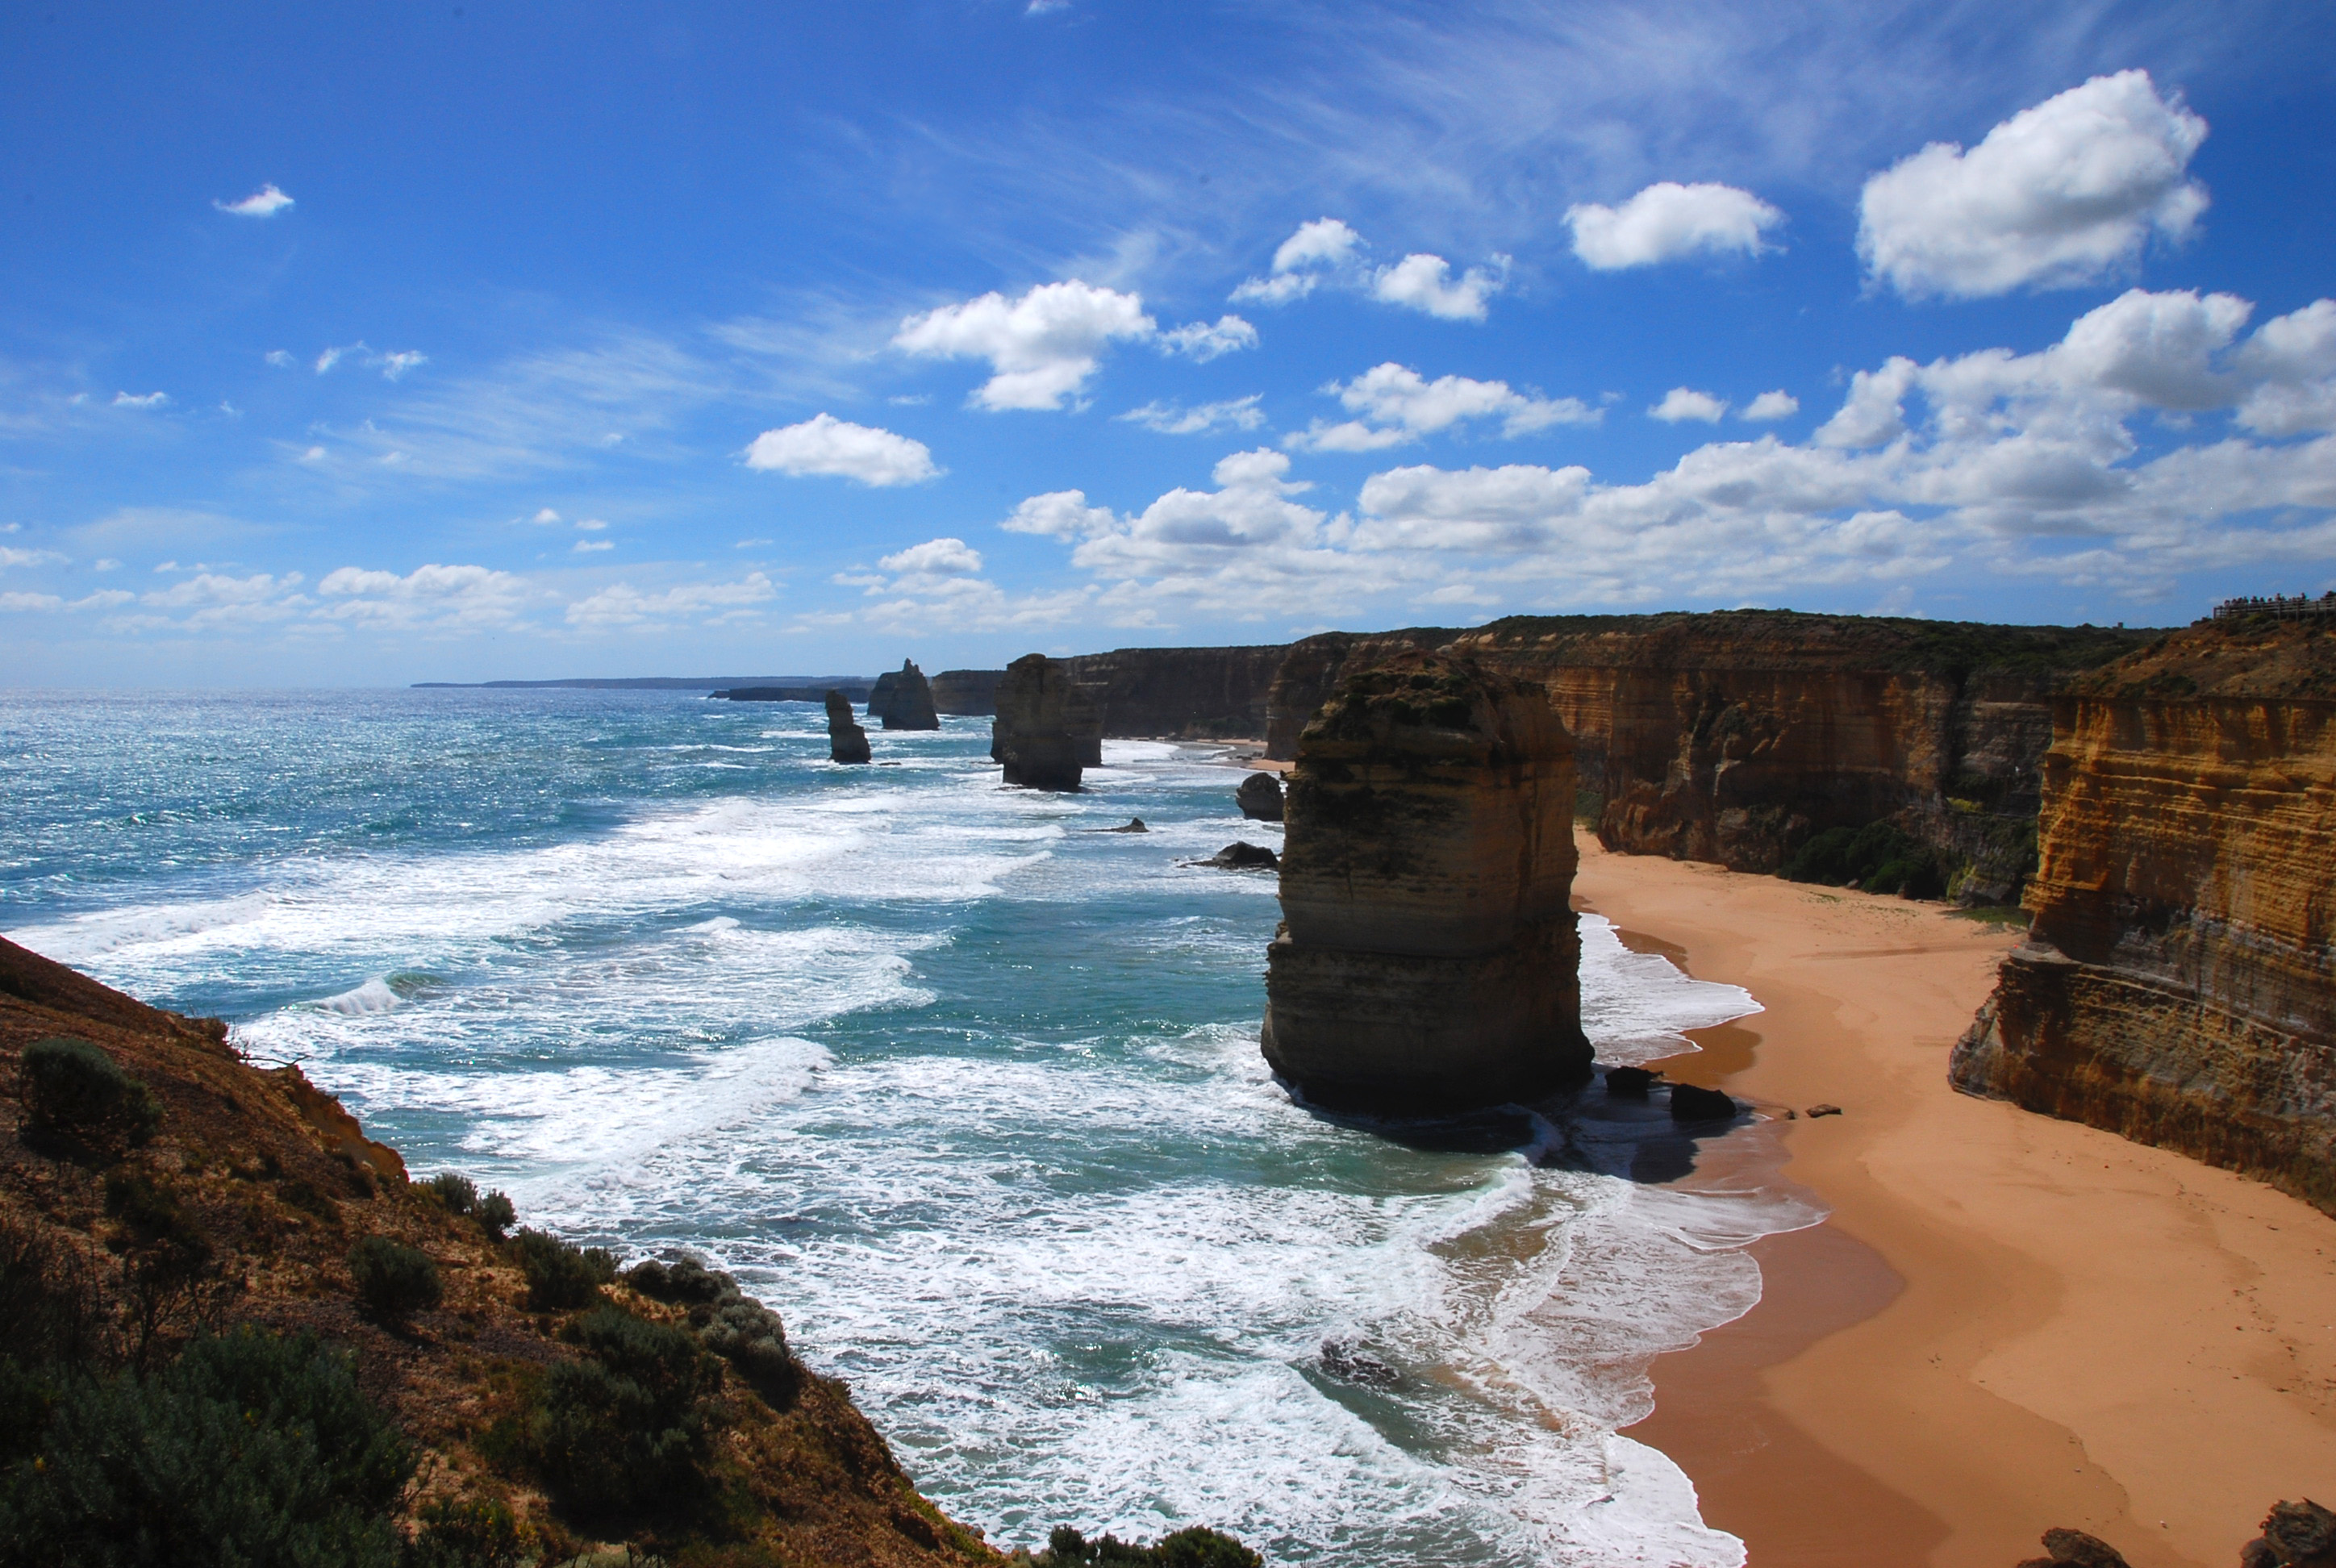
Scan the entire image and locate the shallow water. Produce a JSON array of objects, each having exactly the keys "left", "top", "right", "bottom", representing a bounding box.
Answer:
[{"left": 0, "top": 688, "right": 1809, "bottom": 1566}]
